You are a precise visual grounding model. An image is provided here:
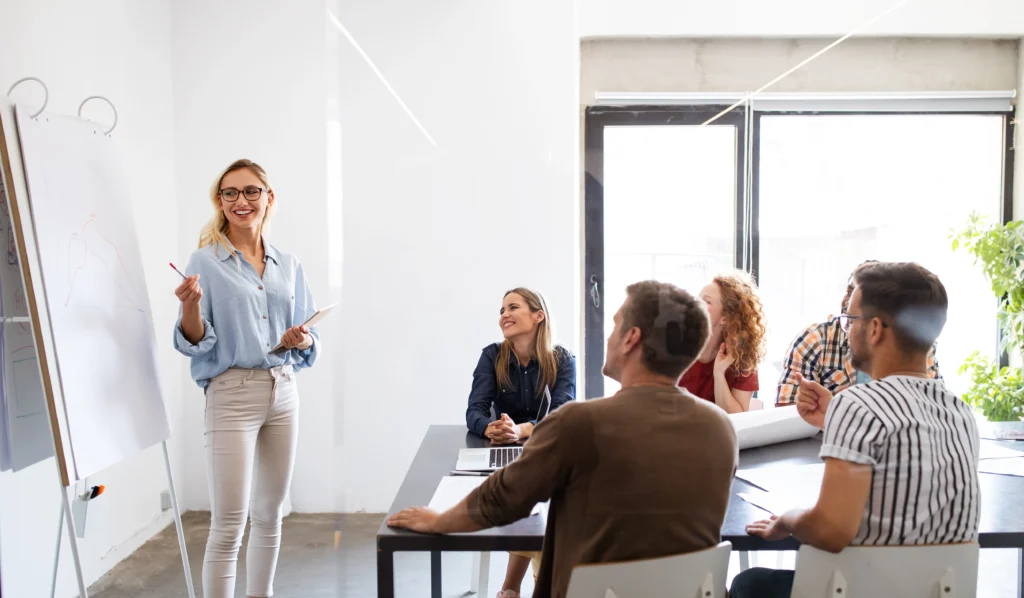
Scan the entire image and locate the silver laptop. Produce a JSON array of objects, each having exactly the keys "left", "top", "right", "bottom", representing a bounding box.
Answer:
[{"left": 455, "top": 386, "right": 552, "bottom": 472}]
